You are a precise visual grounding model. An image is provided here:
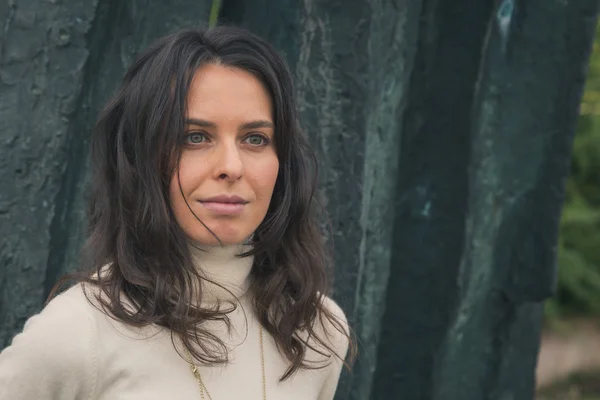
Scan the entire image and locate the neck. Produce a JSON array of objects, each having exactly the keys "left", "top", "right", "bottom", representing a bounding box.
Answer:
[{"left": 188, "top": 241, "right": 254, "bottom": 304}]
